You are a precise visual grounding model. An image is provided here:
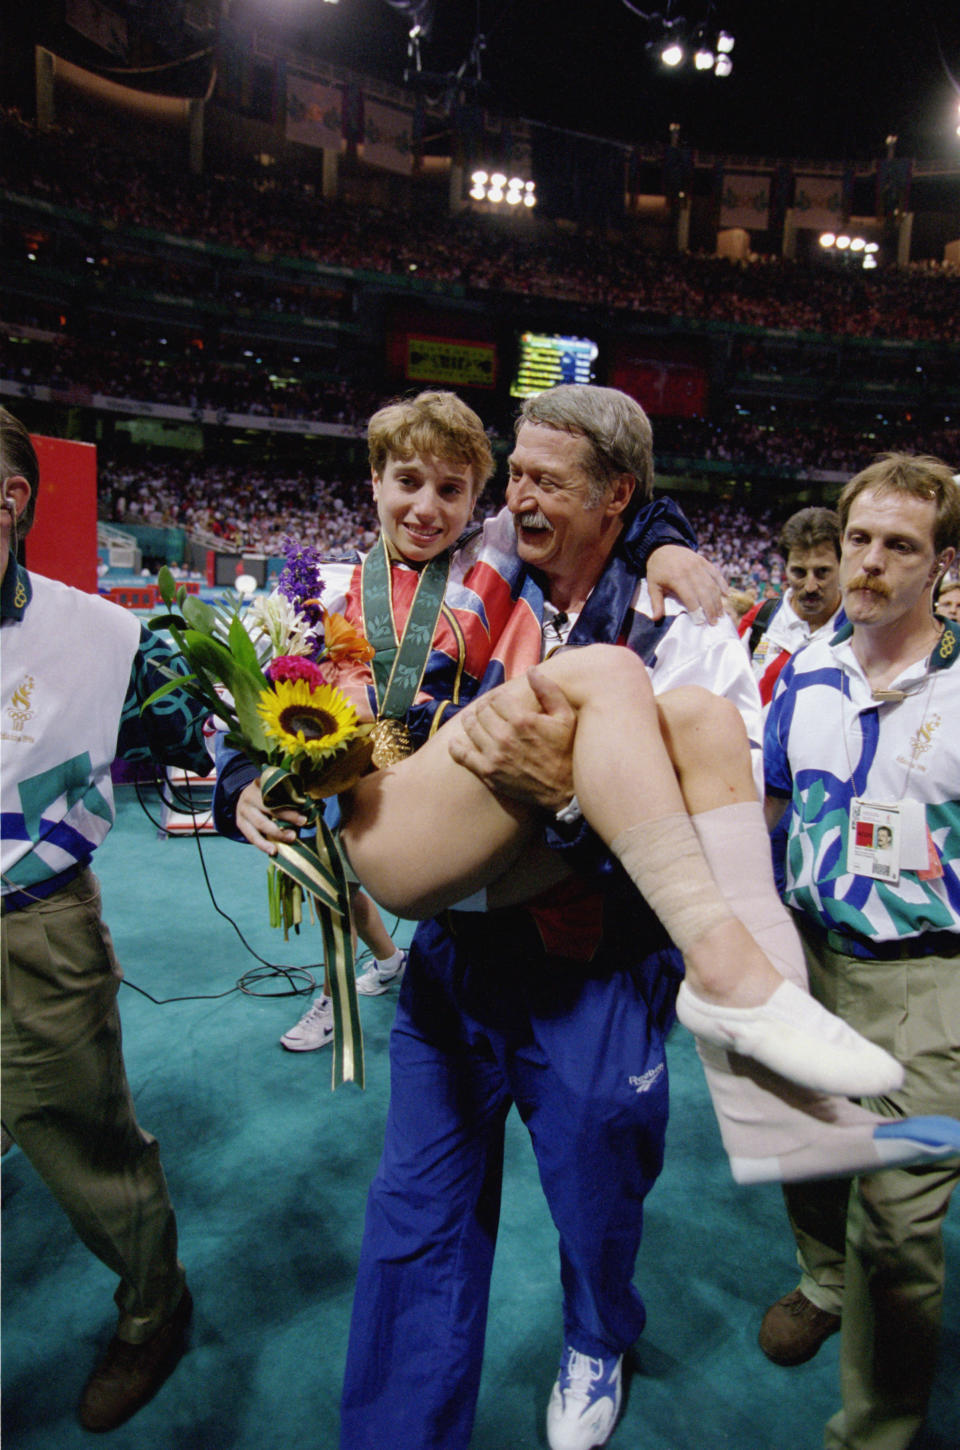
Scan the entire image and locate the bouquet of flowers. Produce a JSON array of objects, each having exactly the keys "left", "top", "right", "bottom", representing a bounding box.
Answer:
[{"left": 146, "top": 546, "right": 377, "bottom": 1086}]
